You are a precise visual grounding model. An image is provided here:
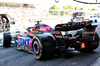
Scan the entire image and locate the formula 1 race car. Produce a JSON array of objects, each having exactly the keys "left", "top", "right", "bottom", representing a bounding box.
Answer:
[
  {"left": 0, "top": 14, "right": 10, "bottom": 32},
  {"left": 3, "top": 20, "right": 100, "bottom": 60}
]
